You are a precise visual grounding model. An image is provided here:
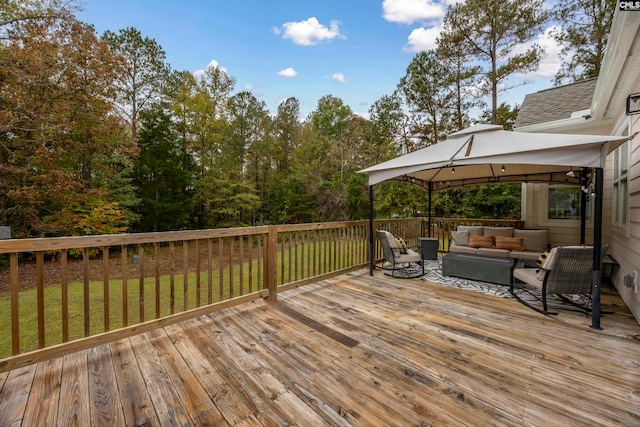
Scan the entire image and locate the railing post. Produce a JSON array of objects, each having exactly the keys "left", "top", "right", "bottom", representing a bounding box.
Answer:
[{"left": 265, "top": 226, "right": 278, "bottom": 303}]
